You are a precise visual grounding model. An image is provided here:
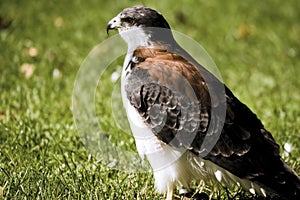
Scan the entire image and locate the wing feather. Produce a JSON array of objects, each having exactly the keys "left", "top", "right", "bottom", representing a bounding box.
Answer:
[{"left": 125, "top": 47, "right": 281, "bottom": 183}]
